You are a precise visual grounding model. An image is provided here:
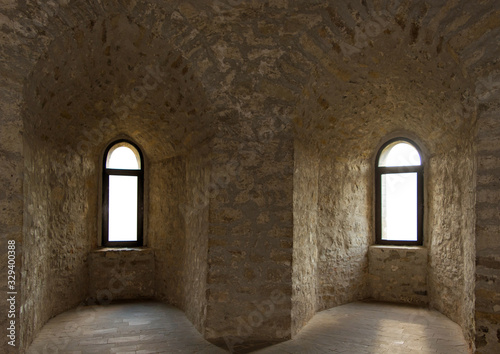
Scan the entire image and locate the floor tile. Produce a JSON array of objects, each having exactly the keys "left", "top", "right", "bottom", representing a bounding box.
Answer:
[{"left": 27, "top": 301, "right": 469, "bottom": 353}]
